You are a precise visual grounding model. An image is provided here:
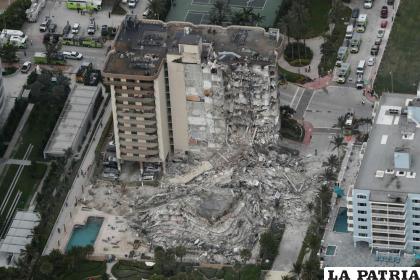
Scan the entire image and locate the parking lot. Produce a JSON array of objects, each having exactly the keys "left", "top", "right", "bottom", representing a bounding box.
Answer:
[{"left": 334, "top": 0, "right": 396, "bottom": 90}]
